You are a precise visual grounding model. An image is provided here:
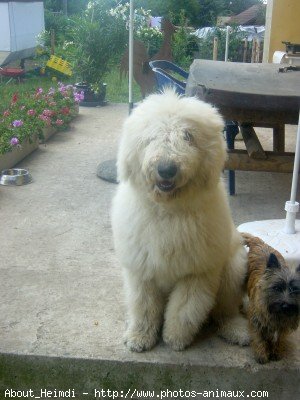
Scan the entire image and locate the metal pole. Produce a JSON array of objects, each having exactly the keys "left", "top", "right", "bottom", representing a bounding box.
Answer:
[
  {"left": 290, "top": 111, "right": 300, "bottom": 203},
  {"left": 225, "top": 26, "right": 230, "bottom": 62},
  {"left": 63, "top": 0, "right": 68, "bottom": 16},
  {"left": 284, "top": 109, "right": 300, "bottom": 234},
  {"left": 129, "top": 0, "right": 134, "bottom": 113}
]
